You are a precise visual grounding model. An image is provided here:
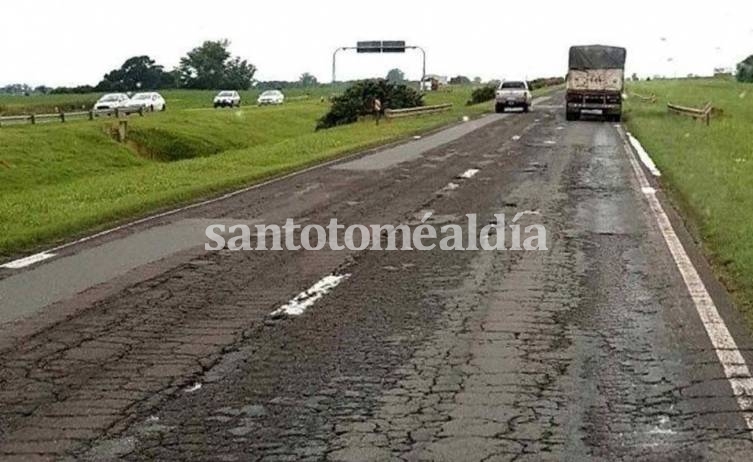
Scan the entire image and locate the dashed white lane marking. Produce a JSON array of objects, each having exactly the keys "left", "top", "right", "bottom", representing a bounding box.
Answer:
[
  {"left": 184, "top": 382, "right": 202, "bottom": 393},
  {"left": 0, "top": 252, "right": 56, "bottom": 269},
  {"left": 619, "top": 126, "right": 753, "bottom": 435},
  {"left": 512, "top": 135, "right": 521, "bottom": 141},
  {"left": 443, "top": 182, "right": 460, "bottom": 191},
  {"left": 459, "top": 169, "right": 480, "bottom": 179},
  {"left": 270, "top": 273, "right": 350, "bottom": 317},
  {"left": 628, "top": 132, "right": 662, "bottom": 177}
]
